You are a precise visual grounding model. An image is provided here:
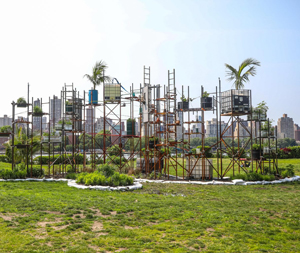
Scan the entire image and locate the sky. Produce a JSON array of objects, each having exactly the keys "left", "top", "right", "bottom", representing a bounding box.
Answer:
[{"left": 0, "top": 0, "right": 299, "bottom": 125}]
